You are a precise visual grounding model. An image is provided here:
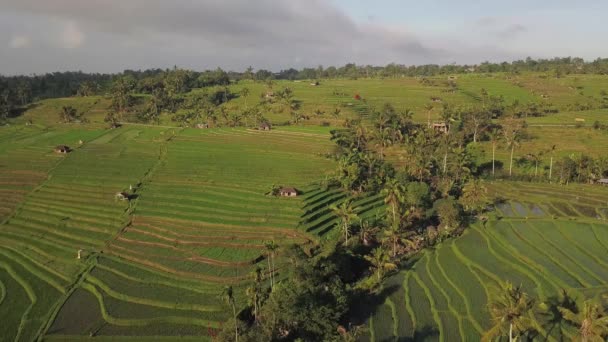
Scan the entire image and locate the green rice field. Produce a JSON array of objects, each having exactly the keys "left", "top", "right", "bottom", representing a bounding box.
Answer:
[{"left": 364, "top": 182, "right": 608, "bottom": 341}]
